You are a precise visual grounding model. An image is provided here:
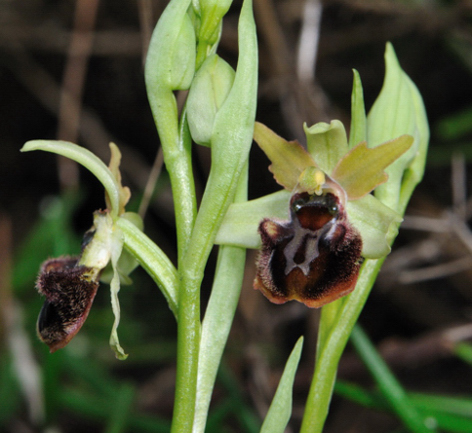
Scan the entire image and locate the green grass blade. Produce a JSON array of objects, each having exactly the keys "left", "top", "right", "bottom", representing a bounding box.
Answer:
[
  {"left": 350, "top": 325, "right": 436, "bottom": 433},
  {"left": 104, "top": 383, "right": 135, "bottom": 433}
]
